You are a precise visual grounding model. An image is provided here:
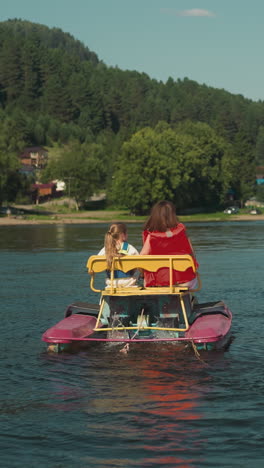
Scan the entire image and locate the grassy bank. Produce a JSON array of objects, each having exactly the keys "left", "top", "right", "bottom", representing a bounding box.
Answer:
[
  {"left": 1, "top": 204, "right": 262, "bottom": 224},
  {"left": 2, "top": 196, "right": 262, "bottom": 224}
]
